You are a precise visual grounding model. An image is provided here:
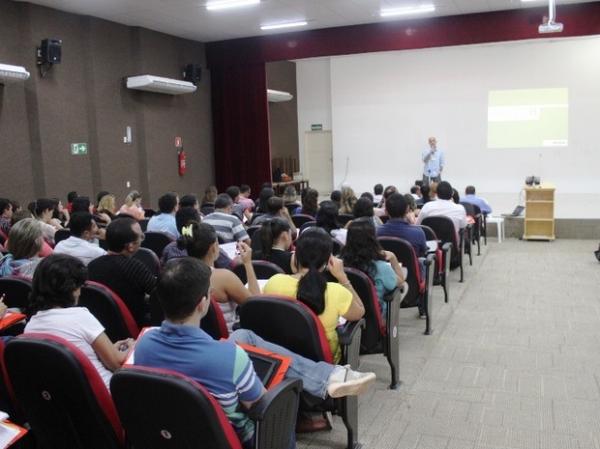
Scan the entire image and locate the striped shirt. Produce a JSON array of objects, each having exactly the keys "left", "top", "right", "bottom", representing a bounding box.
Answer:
[
  {"left": 134, "top": 322, "right": 264, "bottom": 445},
  {"left": 203, "top": 212, "right": 249, "bottom": 243}
]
